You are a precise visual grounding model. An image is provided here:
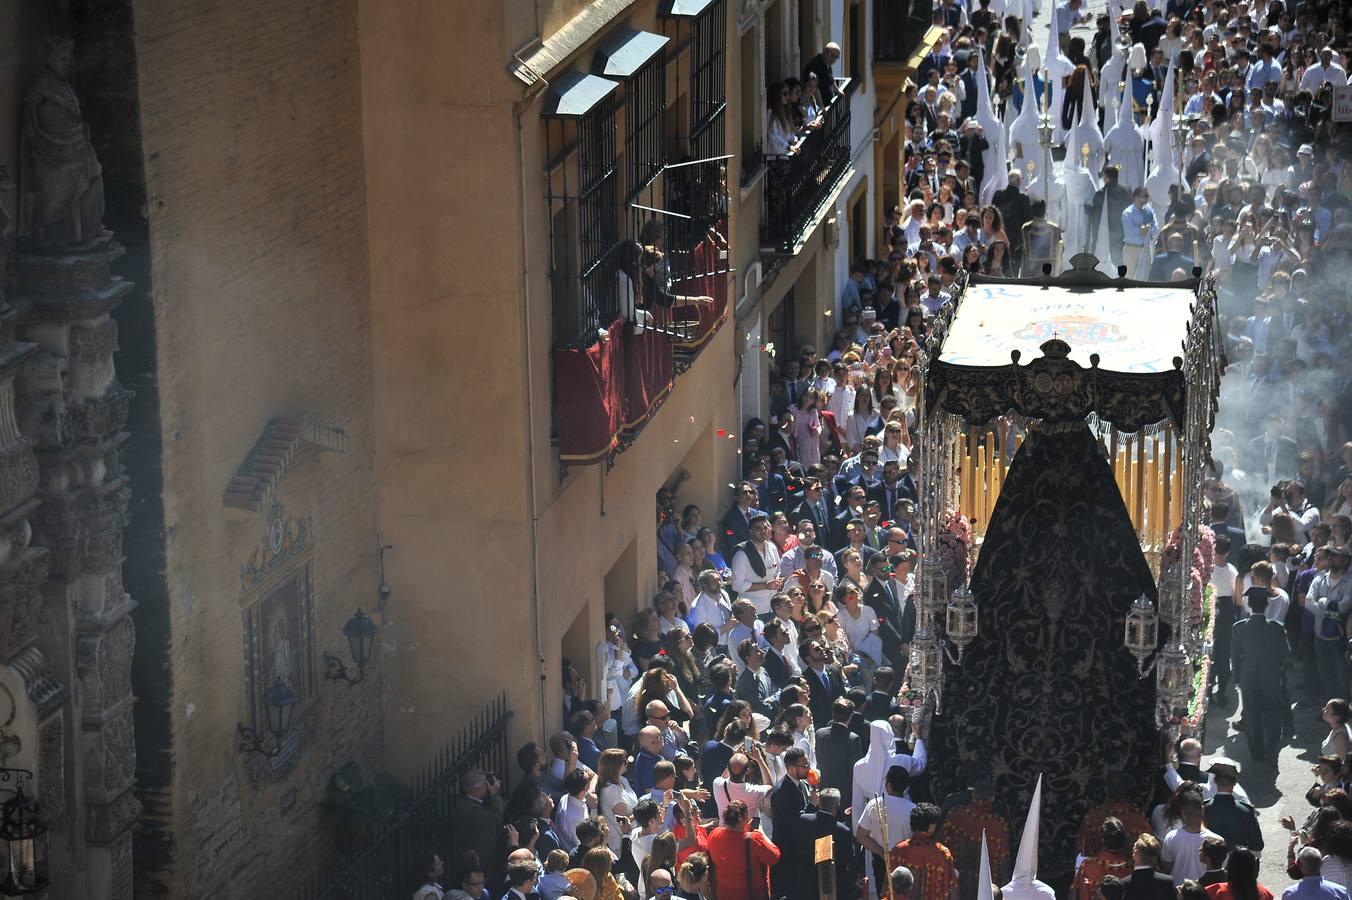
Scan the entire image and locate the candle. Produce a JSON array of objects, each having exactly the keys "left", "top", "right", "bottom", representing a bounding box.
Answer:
[
  {"left": 1135, "top": 434, "right": 1146, "bottom": 541},
  {"left": 986, "top": 439, "right": 998, "bottom": 519},
  {"left": 962, "top": 453, "right": 973, "bottom": 521},
  {"left": 1124, "top": 439, "right": 1134, "bottom": 531},
  {"left": 1162, "top": 424, "right": 1173, "bottom": 542},
  {"left": 976, "top": 444, "right": 987, "bottom": 529},
  {"left": 1041, "top": 69, "right": 1050, "bottom": 115},
  {"left": 1151, "top": 437, "right": 1162, "bottom": 546}
]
